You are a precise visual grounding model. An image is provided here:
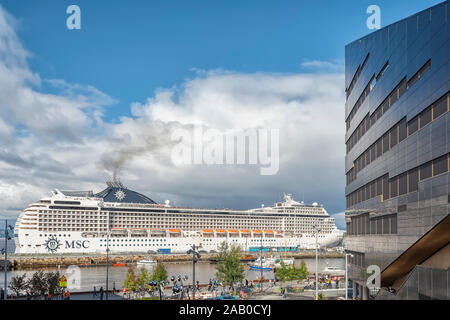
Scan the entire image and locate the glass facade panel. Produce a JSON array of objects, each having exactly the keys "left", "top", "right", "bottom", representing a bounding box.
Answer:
[
  {"left": 420, "top": 161, "right": 432, "bottom": 181},
  {"left": 408, "top": 116, "right": 418, "bottom": 135},
  {"left": 419, "top": 108, "right": 432, "bottom": 128},
  {"left": 433, "top": 154, "right": 448, "bottom": 176}
]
